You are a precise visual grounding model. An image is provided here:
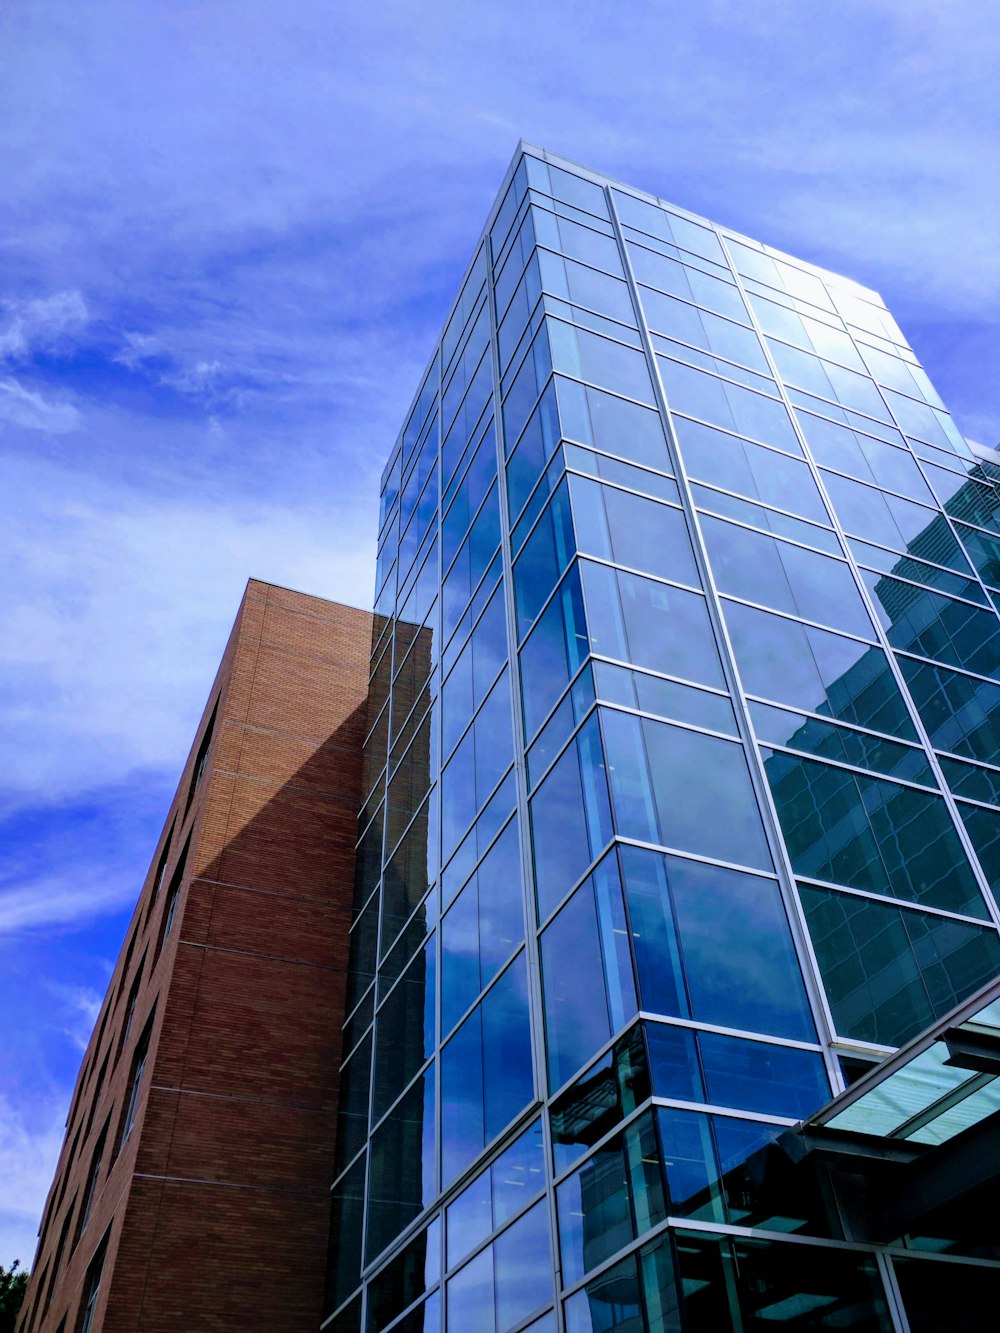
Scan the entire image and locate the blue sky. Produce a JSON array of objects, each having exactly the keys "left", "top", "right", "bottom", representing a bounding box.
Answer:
[{"left": 1, "top": 0, "right": 998, "bottom": 1266}]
